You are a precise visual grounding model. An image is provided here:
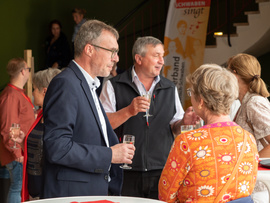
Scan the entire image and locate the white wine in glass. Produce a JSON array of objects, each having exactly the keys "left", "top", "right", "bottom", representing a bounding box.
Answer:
[
  {"left": 10, "top": 123, "right": 20, "bottom": 149},
  {"left": 120, "top": 134, "right": 135, "bottom": 170},
  {"left": 142, "top": 91, "right": 152, "bottom": 117},
  {"left": 181, "top": 125, "right": 193, "bottom": 134}
]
